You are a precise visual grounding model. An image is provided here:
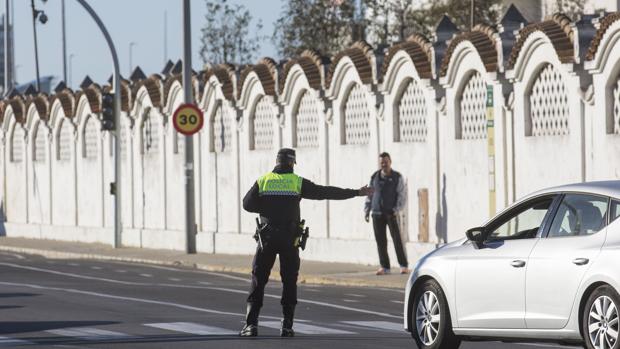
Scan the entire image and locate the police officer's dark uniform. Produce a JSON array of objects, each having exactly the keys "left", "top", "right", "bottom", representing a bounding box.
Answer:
[{"left": 240, "top": 148, "right": 370, "bottom": 337}]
